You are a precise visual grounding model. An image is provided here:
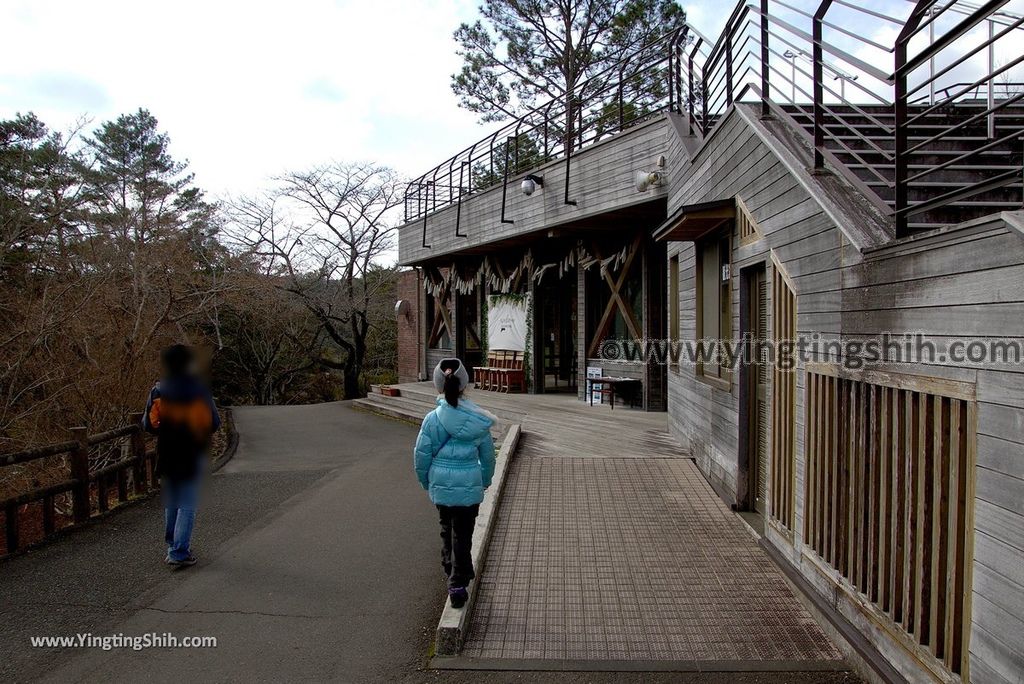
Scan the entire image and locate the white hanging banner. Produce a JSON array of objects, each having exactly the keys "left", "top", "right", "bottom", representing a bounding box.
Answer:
[{"left": 487, "top": 295, "right": 529, "bottom": 352}]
